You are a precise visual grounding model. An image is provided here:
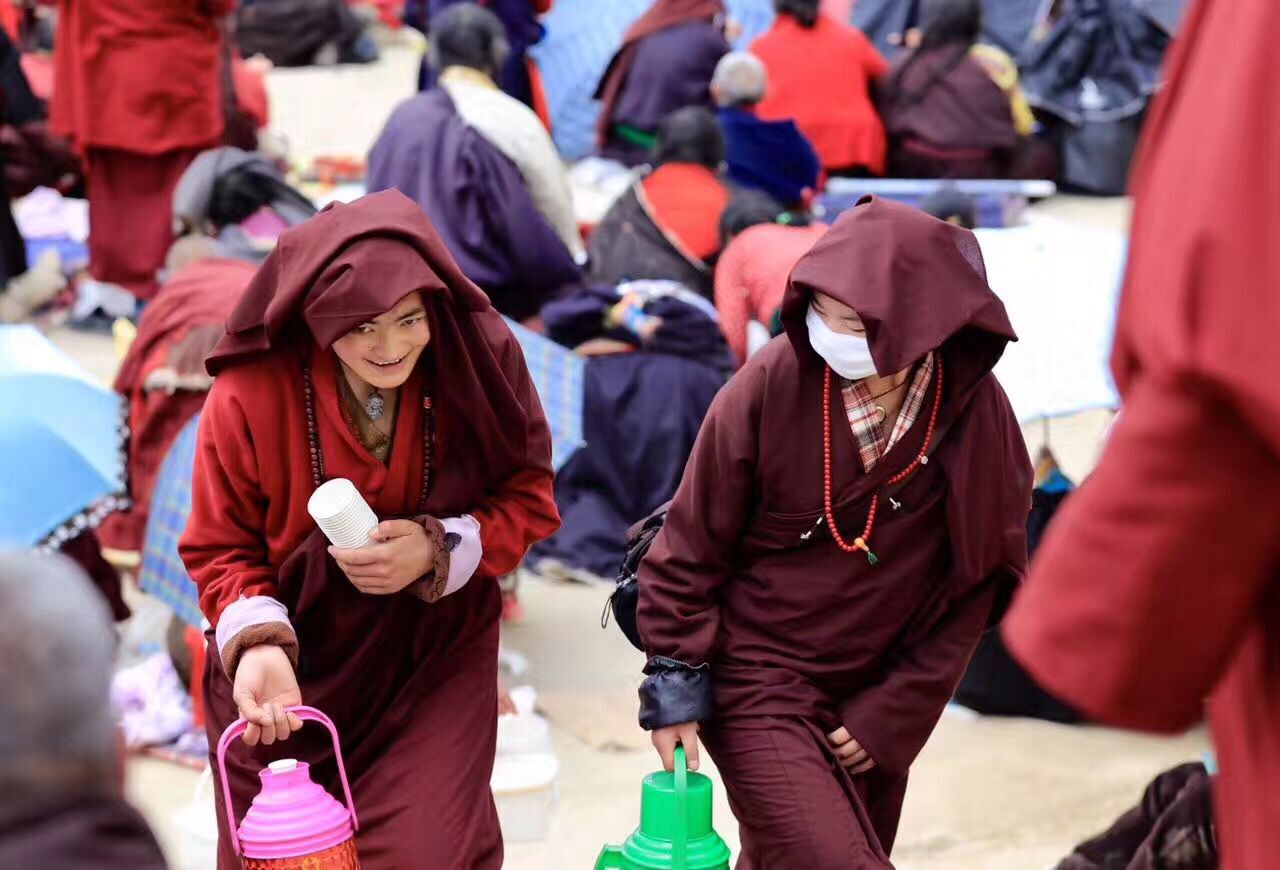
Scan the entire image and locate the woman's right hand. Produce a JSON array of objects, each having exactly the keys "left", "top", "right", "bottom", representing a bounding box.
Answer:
[
  {"left": 233, "top": 645, "right": 303, "bottom": 746},
  {"left": 651, "top": 721, "right": 701, "bottom": 773}
]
